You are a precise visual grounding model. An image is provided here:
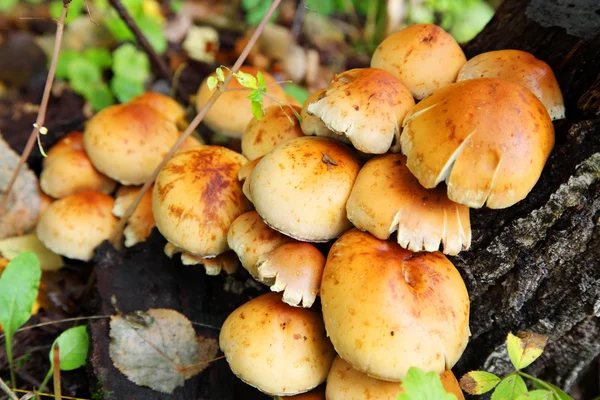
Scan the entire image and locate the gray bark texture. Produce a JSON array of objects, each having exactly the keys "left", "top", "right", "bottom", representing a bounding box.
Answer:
[{"left": 452, "top": 0, "right": 600, "bottom": 393}]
